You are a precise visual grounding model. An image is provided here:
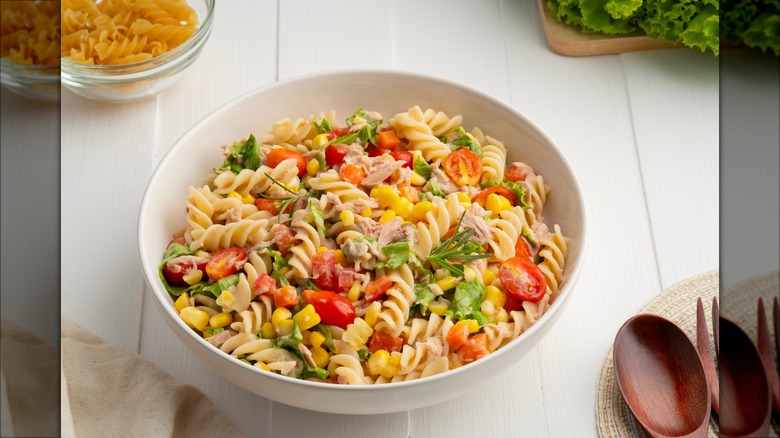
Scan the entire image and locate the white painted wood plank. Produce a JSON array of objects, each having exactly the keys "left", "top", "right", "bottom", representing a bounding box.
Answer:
[
  {"left": 60, "top": 90, "right": 156, "bottom": 352},
  {"left": 0, "top": 88, "right": 60, "bottom": 347},
  {"left": 720, "top": 49, "right": 779, "bottom": 291},
  {"left": 622, "top": 50, "right": 720, "bottom": 290}
]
